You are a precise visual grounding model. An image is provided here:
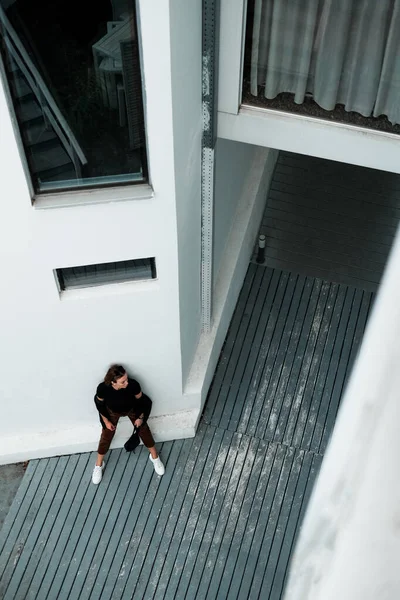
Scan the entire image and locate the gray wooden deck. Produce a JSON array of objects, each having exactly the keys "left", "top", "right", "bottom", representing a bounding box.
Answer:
[
  {"left": 0, "top": 265, "right": 373, "bottom": 600},
  {"left": 256, "top": 151, "right": 400, "bottom": 292}
]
